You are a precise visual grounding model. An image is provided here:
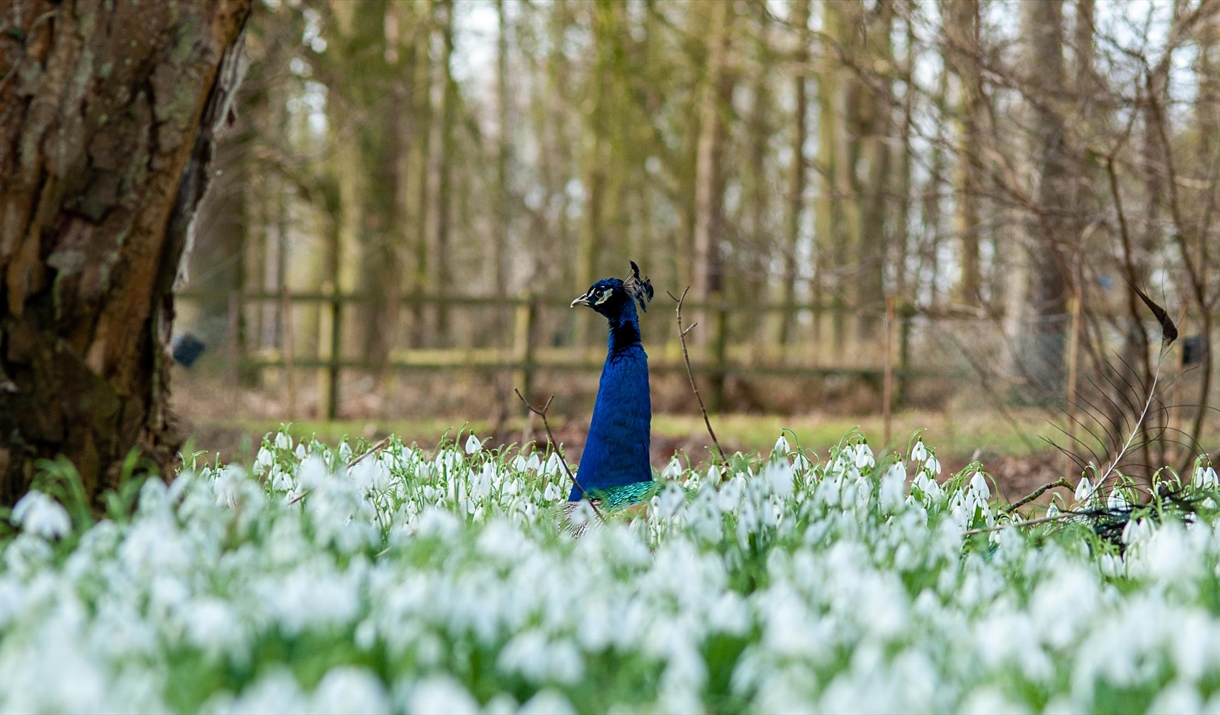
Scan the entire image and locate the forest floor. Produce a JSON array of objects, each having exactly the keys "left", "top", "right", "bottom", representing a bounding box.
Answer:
[{"left": 181, "top": 408, "right": 1080, "bottom": 505}]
